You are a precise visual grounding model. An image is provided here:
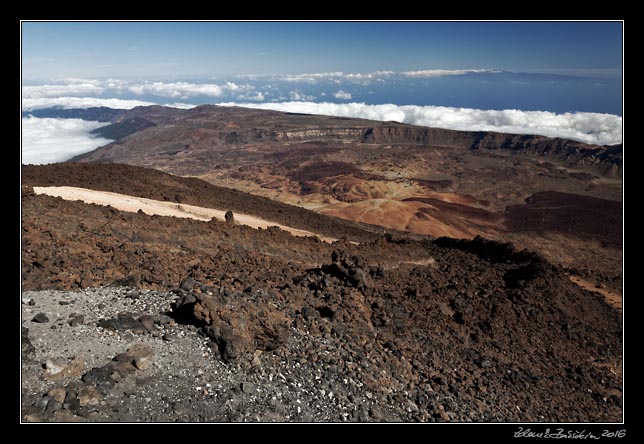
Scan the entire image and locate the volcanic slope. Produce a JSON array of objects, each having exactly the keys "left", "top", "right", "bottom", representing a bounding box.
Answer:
[
  {"left": 21, "top": 163, "right": 621, "bottom": 422},
  {"left": 68, "top": 105, "right": 622, "bottom": 293}
]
